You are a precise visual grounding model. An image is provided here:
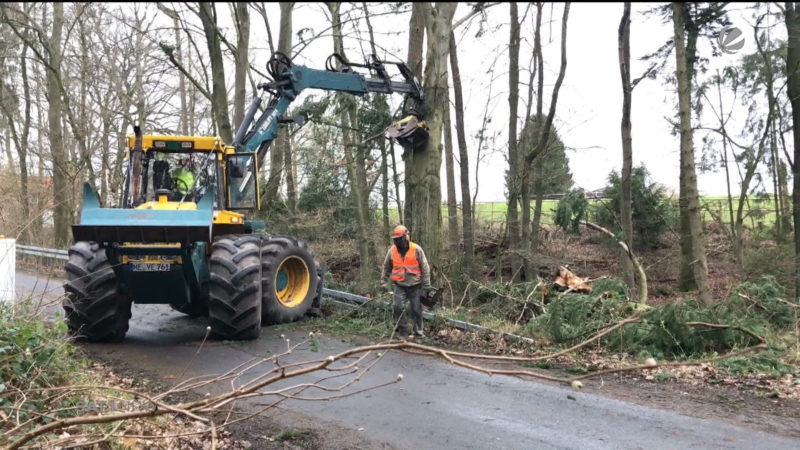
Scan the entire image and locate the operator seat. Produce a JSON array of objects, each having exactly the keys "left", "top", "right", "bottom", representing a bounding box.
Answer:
[{"left": 152, "top": 159, "right": 173, "bottom": 193}]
